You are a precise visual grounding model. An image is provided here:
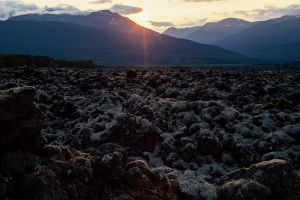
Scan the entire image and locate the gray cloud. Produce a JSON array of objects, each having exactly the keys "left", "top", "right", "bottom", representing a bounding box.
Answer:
[
  {"left": 149, "top": 21, "right": 175, "bottom": 27},
  {"left": 0, "top": 0, "right": 39, "bottom": 19},
  {"left": 177, "top": 18, "right": 208, "bottom": 27},
  {"left": 89, "top": 0, "right": 112, "bottom": 4},
  {"left": 110, "top": 4, "right": 143, "bottom": 15},
  {"left": 235, "top": 4, "right": 300, "bottom": 20},
  {"left": 0, "top": 1, "right": 89, "bottom": 20},
  {"left": 45, "top": 4, "right": 80, "bottom": 13}
]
